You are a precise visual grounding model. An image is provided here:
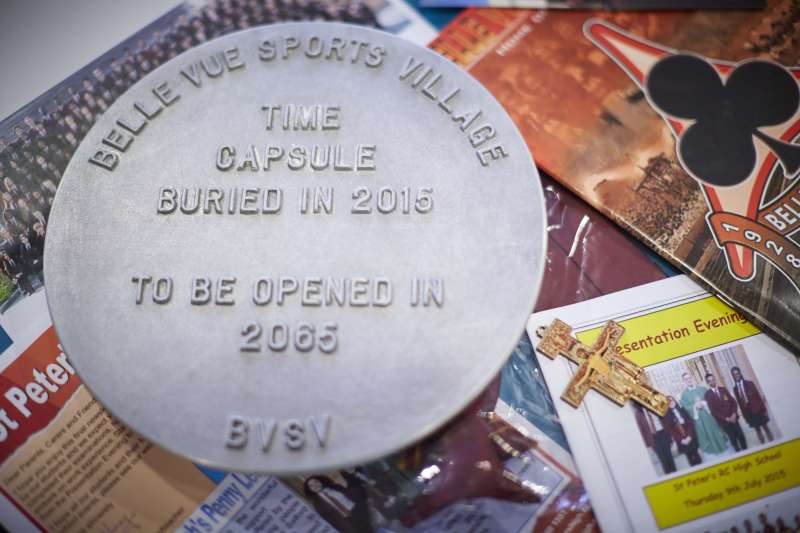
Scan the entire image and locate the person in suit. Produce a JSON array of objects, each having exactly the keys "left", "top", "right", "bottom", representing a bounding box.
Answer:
[
  {"left": 635, "top": 403, "right": 676, "bottom": 474},
  {"left": 730, "top": 366, "right": 773, "bottom": 444},
  {"left": 705, "top": 373, "right": 747, "bottom": 452},
  {"left": 664, "top": 396, "right": 702, "bottom": 467}
]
